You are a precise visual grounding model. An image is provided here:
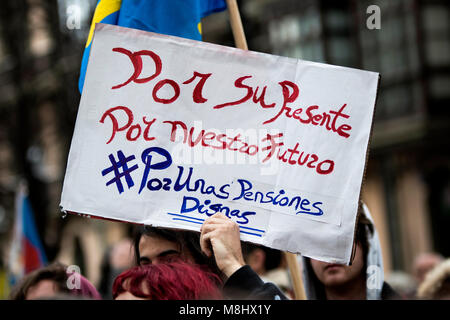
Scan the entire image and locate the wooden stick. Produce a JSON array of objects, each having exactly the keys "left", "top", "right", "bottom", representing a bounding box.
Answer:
[
  {"left": 225, "top": 0, "right": 306, "bottom": 300},
  {"left": 226, "top": 0, "right": 248, "bottom": 50},
  {"left": 284, "top": 252, "right": 307, "bottom": 300}
]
